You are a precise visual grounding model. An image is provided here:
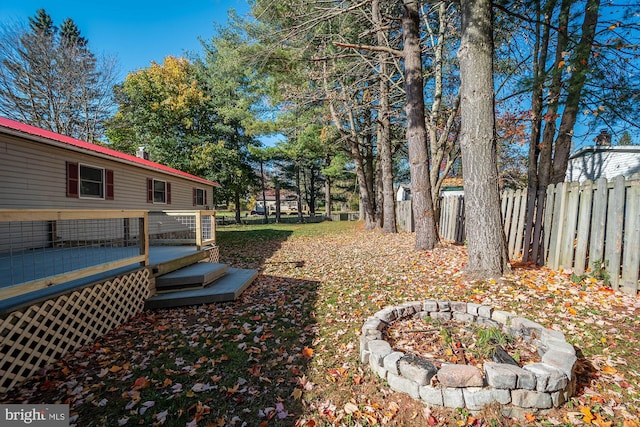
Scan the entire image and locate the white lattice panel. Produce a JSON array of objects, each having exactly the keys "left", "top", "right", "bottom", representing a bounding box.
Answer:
[{"left": 0, "top": 268, "right": 151, "bottom": 393}]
